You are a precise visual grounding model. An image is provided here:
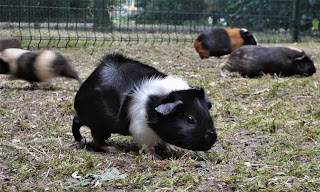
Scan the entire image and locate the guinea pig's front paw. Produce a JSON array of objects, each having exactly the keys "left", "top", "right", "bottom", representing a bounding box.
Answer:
[
  {"left": 8, "top": 76, "right": 18, "bottom": 80},
  {"left": 162, "top": 142, "right": 181, "bottom": 152},
  {"left": 81, "top": 137, "right": 91, "bottom": 143}
]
